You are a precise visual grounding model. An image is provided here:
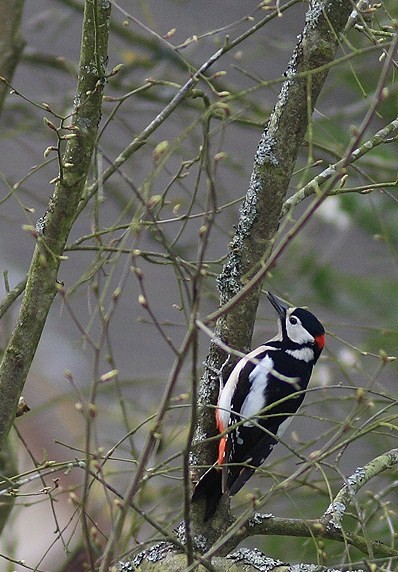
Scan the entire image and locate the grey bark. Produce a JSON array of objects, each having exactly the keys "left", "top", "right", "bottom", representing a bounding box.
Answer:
[
  {"left": 192, "top": 0, "right": 353, "bottom": 495},
  {"left": 0, "top": 0, "right": 111, "bottom": 451},
  {"left": 0, "top": 0, "right": 25, "bottom": 114}
]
